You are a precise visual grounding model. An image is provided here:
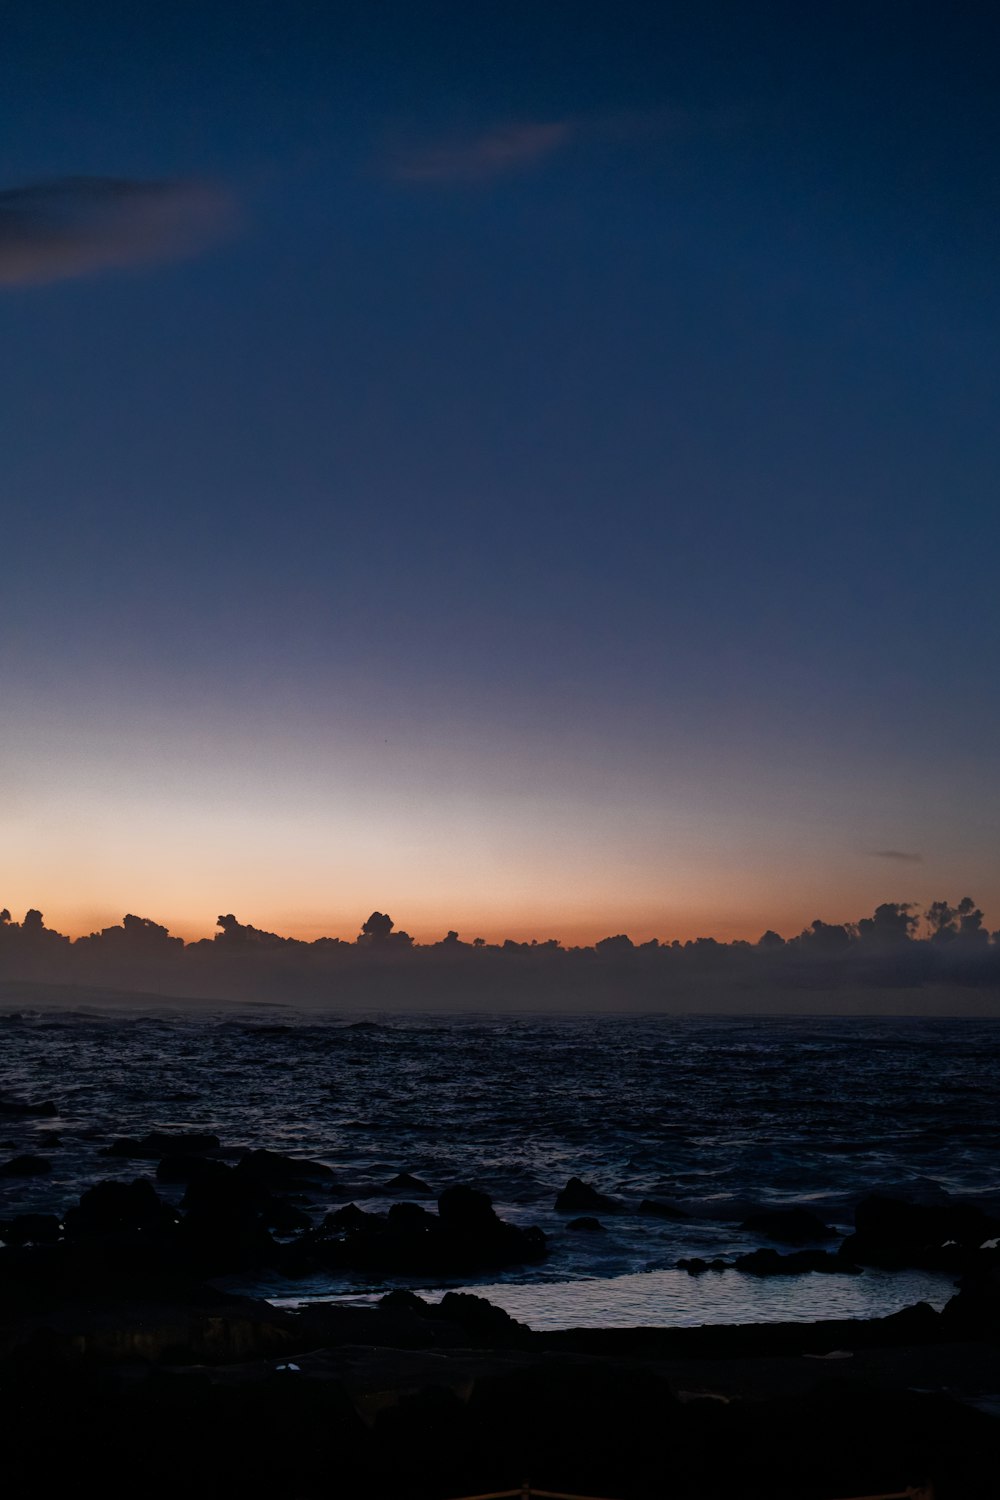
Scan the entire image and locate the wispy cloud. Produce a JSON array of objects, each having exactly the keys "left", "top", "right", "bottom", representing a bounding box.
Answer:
[
  {"left": 0, "top": 177, "right": 236, "bottom": 287},
  {"left": 386, "top": 104, "right": 738, "bottom": 186},
  {"left": 388, "top": 121, "right": 575, "bottom": 184},
  {"left": 871, "top": 849, "right": 923, "bottom": 863}
]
